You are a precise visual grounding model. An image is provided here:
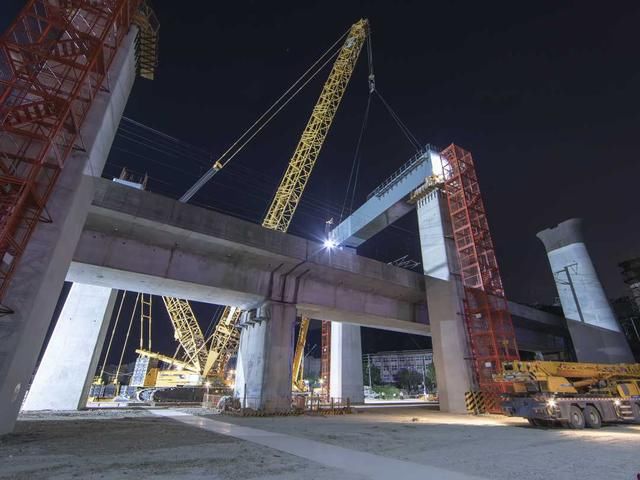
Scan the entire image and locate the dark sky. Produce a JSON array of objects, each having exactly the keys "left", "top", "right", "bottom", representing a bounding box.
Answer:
[
  {"left": 118, "top": 0, "right": 640, "bottom": 305},
  {"left": 4, "top": 1, "right": 640, "bottom": 359}
]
